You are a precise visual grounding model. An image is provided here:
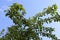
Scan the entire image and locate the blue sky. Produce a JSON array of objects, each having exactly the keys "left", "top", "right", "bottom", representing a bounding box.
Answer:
[{"left": 0, "top": 0, "right": 60, "bottom": 39}]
